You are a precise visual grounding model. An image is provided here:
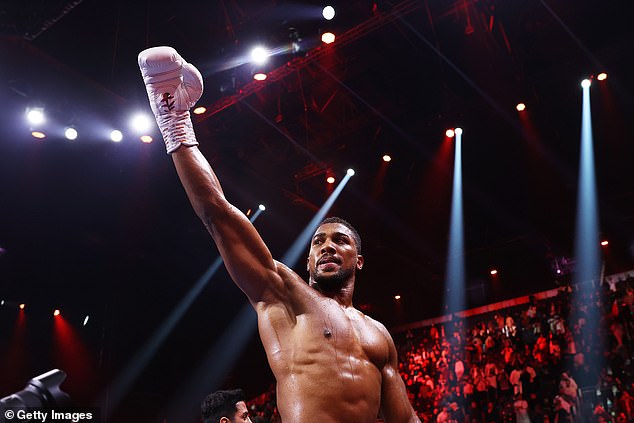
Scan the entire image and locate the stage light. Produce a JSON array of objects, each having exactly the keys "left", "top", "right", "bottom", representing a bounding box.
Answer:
[
  {"left": 601, "top": 240, "right": 609, "bottom": 246},
  {"left": 394, "top": 295, "right": 401, "bottom": 300},
  {"left": 258, "top": 204, "right": 266, "bottom": 211},
  {"left": 347, "top": 168, "right": 355, "bottom": 176},
  {"left": 193, "top": 106, "right": 207, "bottom": 115},
  {"left": 454, "top": 127, "right": 463, "bottom": 135},
  {"left": 250, "top": 46, "right": 269, "bottom": 65},
  {"left": 110, "top": 130, "right": 123, "bottom": 142},
  {"left": 321, "top": 32, "right": 336, "bottom": 44},
  {"left": 130, "top": 113, "right": 152, "bottom": 133},
  {"left": 327, "top": 176, "right": 336, "bottom": 184},
  {"left": 597, "top": 72, "right": 607, "bottom": 81},
  {"left": 19, "top": 303, "right": 25, "bottom": 310},
  {"left": 323, "top": 6, "right": 335, "bottom": 20},
  {"left": 253, "top": 72, "right": 267, "bottom": 81},
  {"left": 581, "top": 79, "right": 591, "bottom": 88},
  {"left": 516, "top": 102, "right": 526, "bottom": 112},
  {"left": 53, "top": 309, "right": 60, "bottom": 317},
  {"left": 26, "top": 108, "right": 45, "bottom": 125},
  {"left": 83, "top": 316, "right": 89, "bottom": 326},
  {"left": 64, "top": 127, "right": 78, "bottom": 140},
  {"left": 31, "top": 131, "right": 46, "bottom": 139},
  {"left": 382, "top": 154, "right": 392, "bottom": 162},
  {"left": 0, "top": 300, "right": 4, "bottom": 306},
  {"left": 445, "top": 129, "right": 455, "bottom": 138},
  {"left": 140, "top": 135, "right": 153, "bottom": 143},
  {"left": 490, "top": 269, "right": 498, "bottom": 275}
]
